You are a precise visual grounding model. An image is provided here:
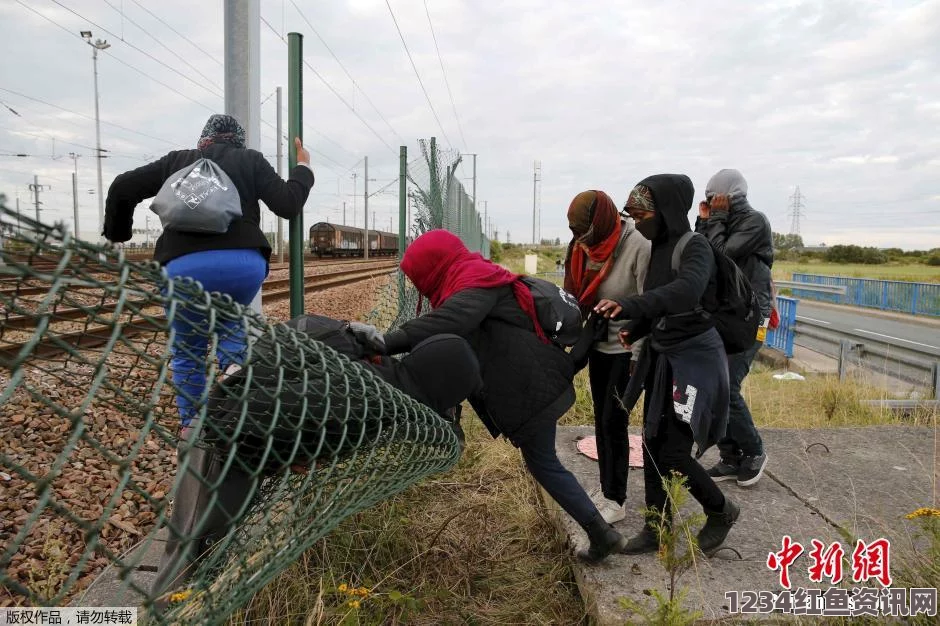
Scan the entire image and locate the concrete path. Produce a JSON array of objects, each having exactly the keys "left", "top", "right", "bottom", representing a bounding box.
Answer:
[
  {"left": 71, "top": 529, "right": 166, "bottom": 608},
  {"left": 549, "top": 425, "right": 936, "bottom": 624}
]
